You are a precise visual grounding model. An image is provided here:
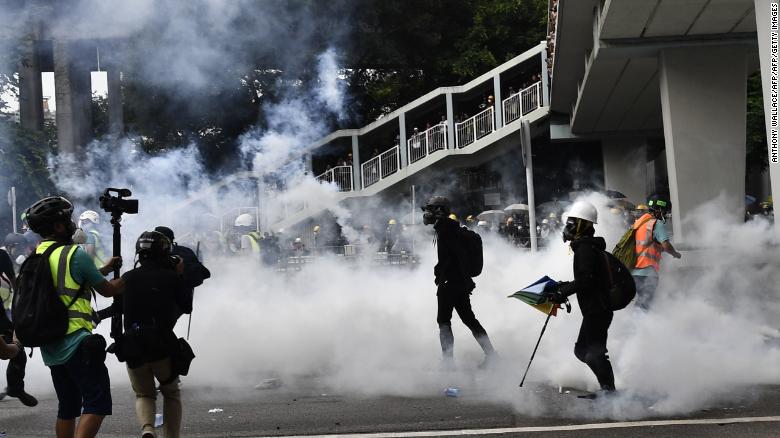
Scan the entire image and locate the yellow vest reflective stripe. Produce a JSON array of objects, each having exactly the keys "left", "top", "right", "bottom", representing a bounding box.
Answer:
[
  {"left": 246, "top": 232, "right": 261, "bottom": 253},
  {"left": 0, "top": 282, "right": 11, "bottom": 311},
  {"left": 37, "top": 241, "right": 95, "bottom": 334}
]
